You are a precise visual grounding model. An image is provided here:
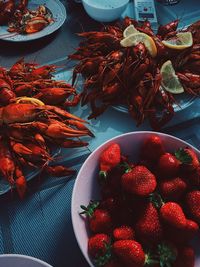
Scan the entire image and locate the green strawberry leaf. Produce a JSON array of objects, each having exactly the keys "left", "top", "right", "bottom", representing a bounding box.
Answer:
[
  {"left": 117, "top": 161, "right": 132, "bottom": 173},
  {"left": 175, "top": 148, "right": 192, "bottom": 164},
  {"left": 157, "top": 242, "right": 177, "bottom": 267},
  {"left": 94, "top": 242, "right": 112, "bottom": 267},
  {"left": 144, "top": 251, "right": 159, "bottom": 266},
  {"left": 80, "top": 200, "right": 99, "bottom": 217}
]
